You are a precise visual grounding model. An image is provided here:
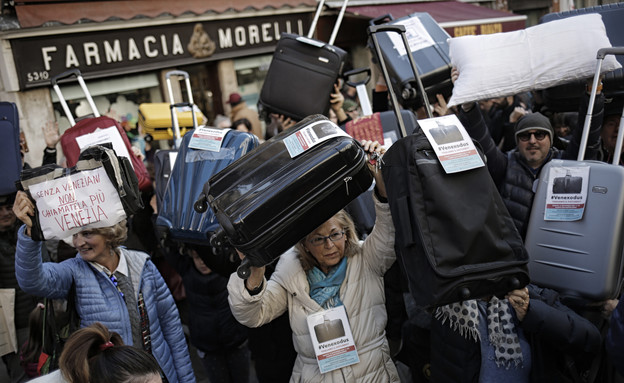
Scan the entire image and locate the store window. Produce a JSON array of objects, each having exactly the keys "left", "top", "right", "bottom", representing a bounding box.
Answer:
[
  {"left": 234, "top": 54, "right": 273, "bottom": 113},
  {"left": 184, "top": 62, "right": 220, "bottom": 125},
  {"left": 51, "top": 73, "right": 162, "bottom": 137}
]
